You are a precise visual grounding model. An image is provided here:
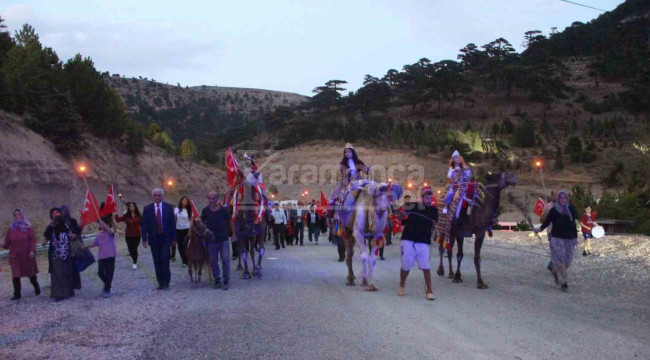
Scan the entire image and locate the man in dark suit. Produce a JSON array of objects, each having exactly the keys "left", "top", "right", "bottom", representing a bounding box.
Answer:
[{"left": 141, "top": 188, "right": 177, "bottom": 290}]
